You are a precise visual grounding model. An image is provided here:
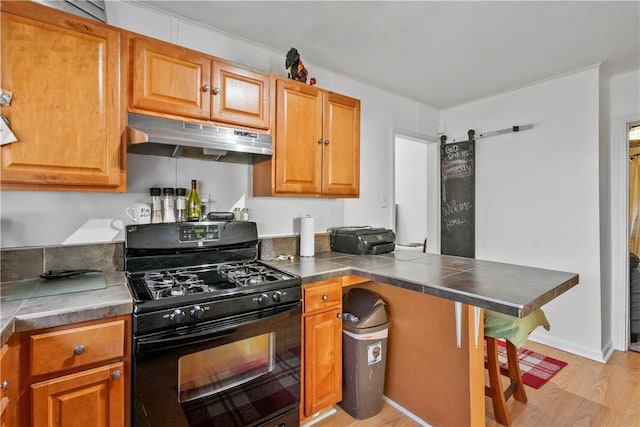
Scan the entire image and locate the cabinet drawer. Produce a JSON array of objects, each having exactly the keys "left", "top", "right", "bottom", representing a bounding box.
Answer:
[
  {"left": 29, "top": 320, "right": 125, "bottom": 377},
  {"left": 303, "top": 279, "right": 342, "bottom": 313}
]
